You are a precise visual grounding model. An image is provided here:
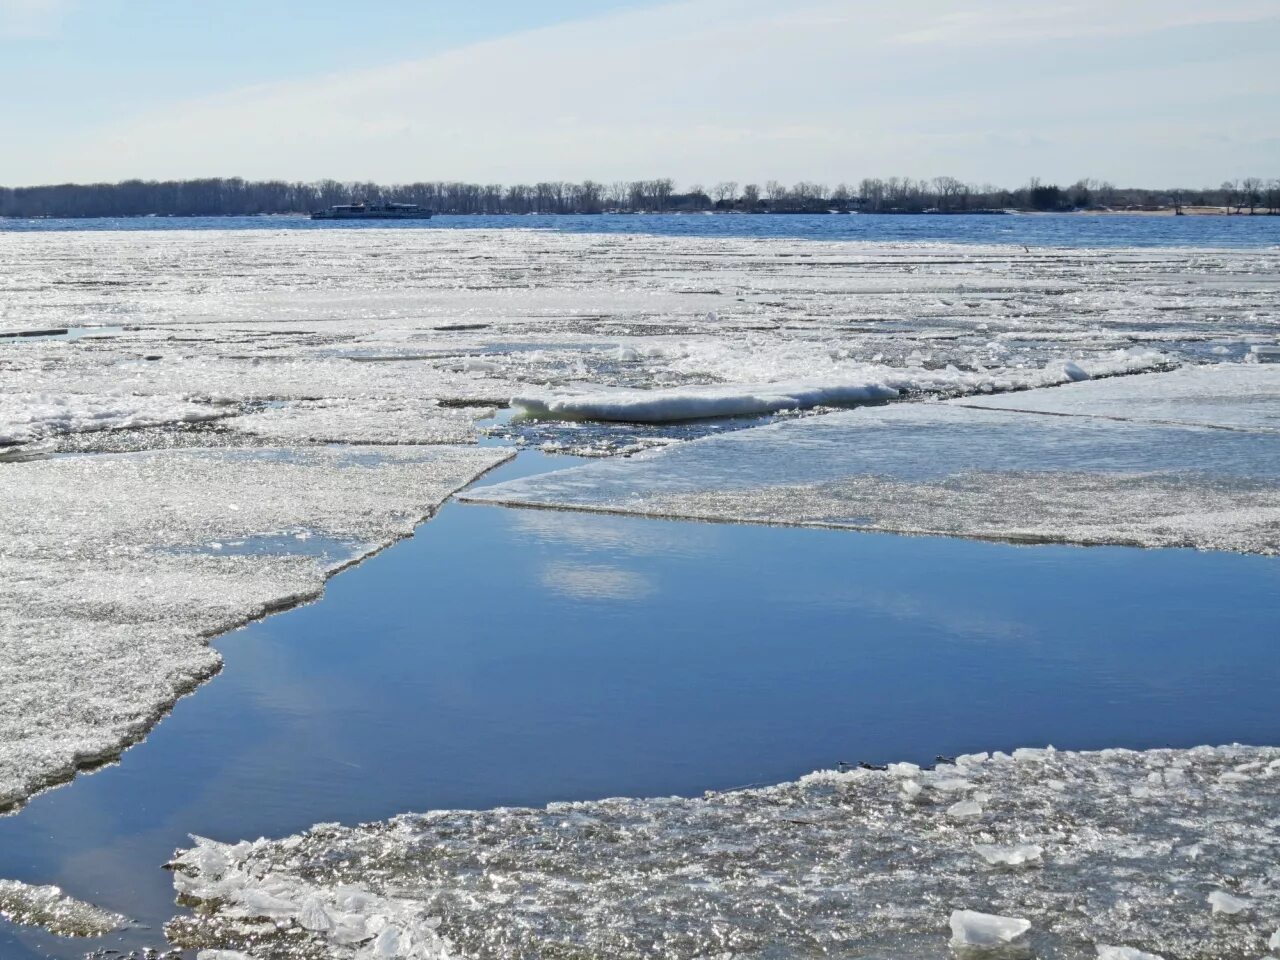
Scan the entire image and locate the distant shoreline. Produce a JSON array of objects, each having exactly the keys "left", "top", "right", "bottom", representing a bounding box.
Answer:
[
  {"left": 7, "top": 176, "right": 1276, "bottom": 219},
  {"left": 3, "top": 207, "right": 1275, "bottom": 220}
]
